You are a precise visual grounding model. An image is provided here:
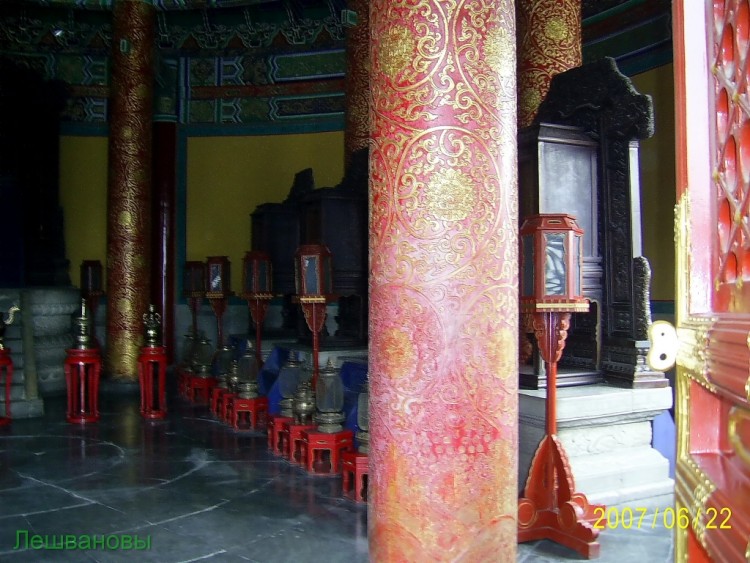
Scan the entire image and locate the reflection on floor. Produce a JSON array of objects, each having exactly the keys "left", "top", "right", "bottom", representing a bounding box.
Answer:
[{"left": 0, "top": 390, "right": 673, "bottom": 562}]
